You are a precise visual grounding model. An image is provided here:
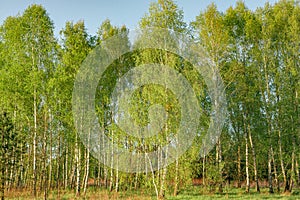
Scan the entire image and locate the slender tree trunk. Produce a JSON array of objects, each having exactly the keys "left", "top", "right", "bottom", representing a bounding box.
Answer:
[
  {"left": 98, "top": 127, "right": 103, "bottom": 188},
  {"left": 159, "top": 137, "right": 168, "bottom": 199},
  {"left": 103, "top": 137, "right": 108, "bottom": 189},
  {"left": 33, "top": 88, "right": 37, "bottom": 198},
  {"left": 8, "top": 155, "right": 14, "bottom": 191},
  {"left": 85, "top": 151, "right": 90, "bottom": 195},
  {"left": 134, "top": 170, "right": 139, "bottom": 190},
  {"left": 97, "top": 162, "right": 101, "bottom": 187},
  {"left": 82, "top": 149, "right": 86, "bottom": 189},
  {"left": 83, "top": 147, "right": 90, "bottom": 195},
  {"left": 48, "top": 111, "right": 52, "bottom": 190},
  {"left": 173, "top": 157, "right": 179, "bottom": 196},
  {"left": 173, "top": 135, "right": 179, "bottom": 196},
  {"left": 115, "top": 139, "right": 120, "bottom": 193},
  {"left": 247, "top": 124, "right": 260, "bottom": 192},
  {"left": 70, "top": 157, "right": 75, "bottom": 189},
  {"left": 75, "top": 133, "right": 81, "bottom": 196},
  {"left": 134, "top": 148, "right": 141, "bottom": 190},
  {"left": 266, "top": 115, "right": 274, "bottom": 194},
  {"left": 296, "top": 159, "right": 299, "bottom": 187},
  {"left": 104, "top": 167, "right": 108, "bottom": 189},
  {"left": 237, "top": 145, "right": 241, "bottom": 188},
  {"left": 43, "top": 111, "right": 48, "bottom": 200},
  {"left": 64, "top": 146, "right": 68, "bottom": 190},
  {"left": 159, "top": 166, "right": 167, "bottom": 199},
  {"left": 216, "top": 139, "right": 223, "bottom": 193},
  {"left": 245, "top": 132, "right": 250, "bottom": 193},
  {"left": 0, "top": 163, "right": 4, "bottom": 200},
  {"left": 56, "top": 132, "right": 61, "bottom": 199},
  {"left": 1, "top": 121, "right": 5, "bottom": 200},
  {"left": 115, "top": 168, "right": 119, "bottom": 192},
  {"left": 262, "top": 55, "right": 274, "bottom": 194},
  {"left": 289, "top": 143, "right": 295, "bottom": 192},
  {"left": 4, "top": 168, "right": 8, "bottom": 194},
  {"left": 146, "top": 153, "right": 159, "bottom": 199},
  {"left": 82, "top": 128, "right": 90, "bottom": 195},
  {"left": 24, "top": 143, "right": 30, "bottom": 189},
  {"left": 19, "top": 143, "right": 24, "bottom": 188},
  {"left": 296, "top": 91, "right": 300, "bottom": 187},
  {"left": 289, "top": 105, "right": 297, "bottom": 192},
  {"left": 279, "top": 129, "right": 288, "bottom": 192},
  {"left": 82, "top": 149, "right": 86, "bottom": 193},
  {"left": 203, "top": 155, "right": 206, "bottom": 187},
  {"left": 109, "top": 129, "right": 114, "bottom": 192},
  {"left": 268, "top": 148, "right": 274, "bottom": 193},
  {"left": 271, "top": 148, "right": 280, "bottom": 192}
]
